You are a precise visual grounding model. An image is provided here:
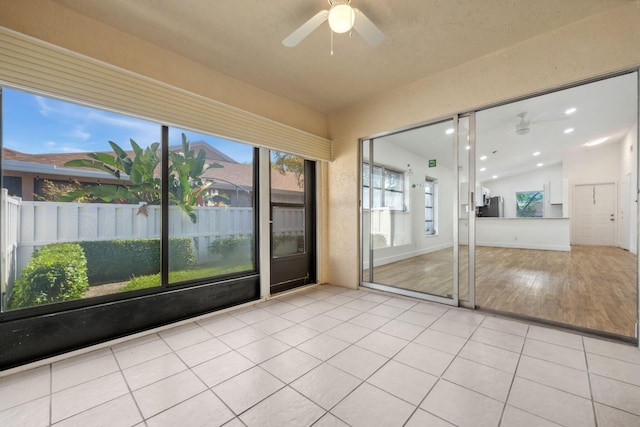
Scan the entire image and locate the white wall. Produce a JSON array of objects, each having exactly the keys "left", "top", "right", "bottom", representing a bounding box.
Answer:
[
  {"left": 328, "top": 3, "right": 640, "bottom": 287},
  {"left": 482, "top": 163, "right": 563, "bottom": 218}
]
